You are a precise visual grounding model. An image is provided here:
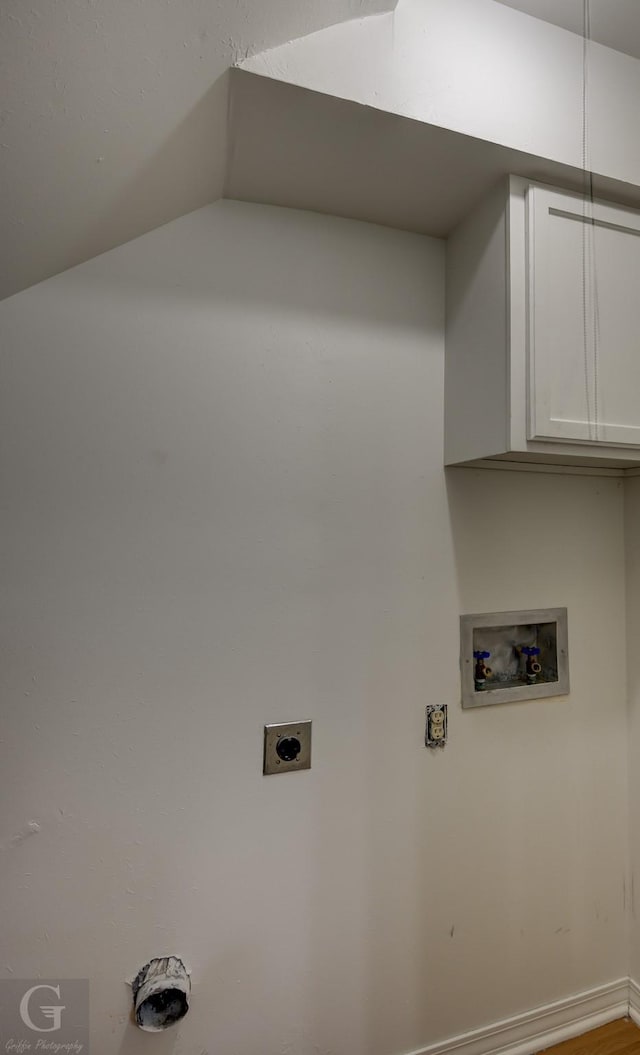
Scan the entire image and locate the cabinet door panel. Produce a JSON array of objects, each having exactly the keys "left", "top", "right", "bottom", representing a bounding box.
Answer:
[{"left": 527, "top": 185, "right": 640, "bottom": 446}]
